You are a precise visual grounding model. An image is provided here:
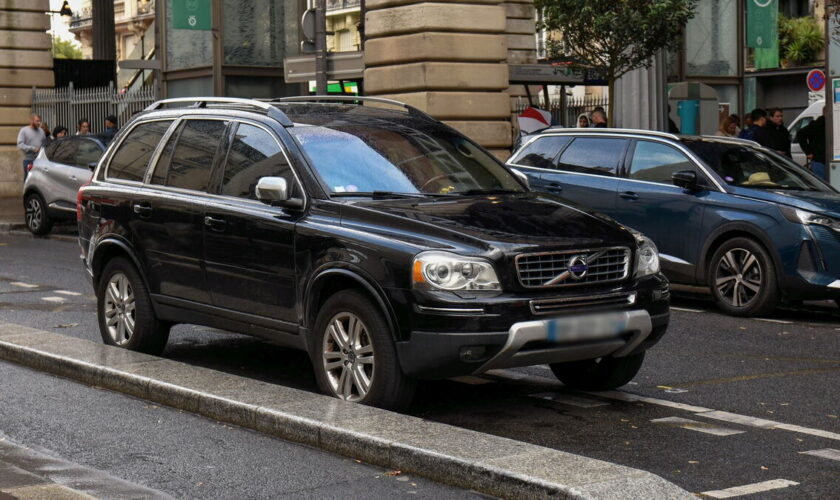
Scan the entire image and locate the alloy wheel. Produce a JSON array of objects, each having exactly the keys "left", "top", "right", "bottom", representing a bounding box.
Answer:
[
  {"left": 103, "top": 272, "right": 136, "bottom": 346},
  {"left": 322, "top": 312, "right": 375, "bottom": 401},
  {"left": 715, "top": 248, "right": 762, "bottom": 308},
  {"left": 25, "top": 197, "right": 42, "bottom": 231}
]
